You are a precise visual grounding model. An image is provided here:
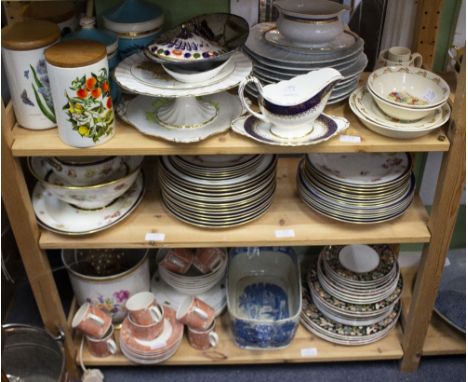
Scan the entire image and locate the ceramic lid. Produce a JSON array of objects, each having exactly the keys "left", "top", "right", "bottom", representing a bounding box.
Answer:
[
  {"left": 67, "top": 17, "right": 118, "bottom": 55},
  {"left": 2, "top": 20, "right": 61, "bottom": 50},
  {"left": 150, "top": 26, "right": 226, "bottom": 62},
  {"left": 103, "top": 0, "right": 164, "bottom": 35},
  {"left": 24, "top": 1, "right": 76, "bottom": 23},
  {"left": 45, "top": 39, "right": 107, "bottom": 68}
]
